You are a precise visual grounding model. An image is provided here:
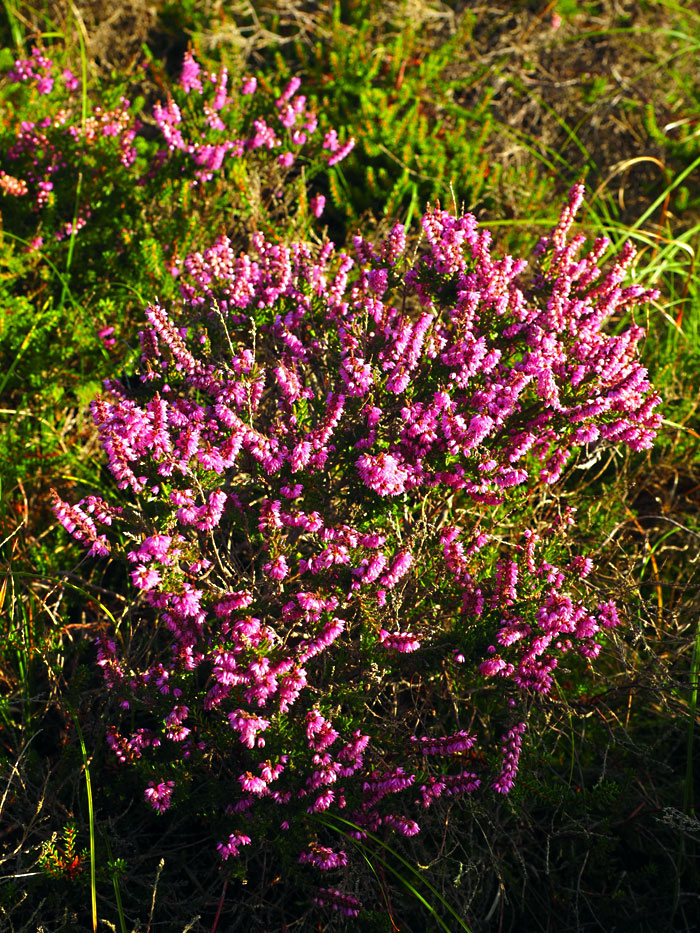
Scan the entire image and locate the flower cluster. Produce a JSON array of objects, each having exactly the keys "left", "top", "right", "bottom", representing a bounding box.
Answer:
[
  {"left": 8, "top": 46, "right": 57, "bottom": 95},
  {"left": 144, "top": 780, "right": 175, "bottom": 813},
  {"left": 313, "top": 888, "right": 362, "bottom": 917},
  {"left": 152, "top": 52, "right": 354, "bottom": 187},
  {"left": 492, "top": 722, "right": 527, "bottom": 794},
  {"left": 2, "top": 48, "right": 354, "bottom": 231},
  {"left": 53, "top": 185, "right": 660, "bottom": 916},
  {"left": 0, "top": 45, "right": 353, "bottom": 317},
  {"left": 4, "top": 52, "right": 138, "bottom": 218}
]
